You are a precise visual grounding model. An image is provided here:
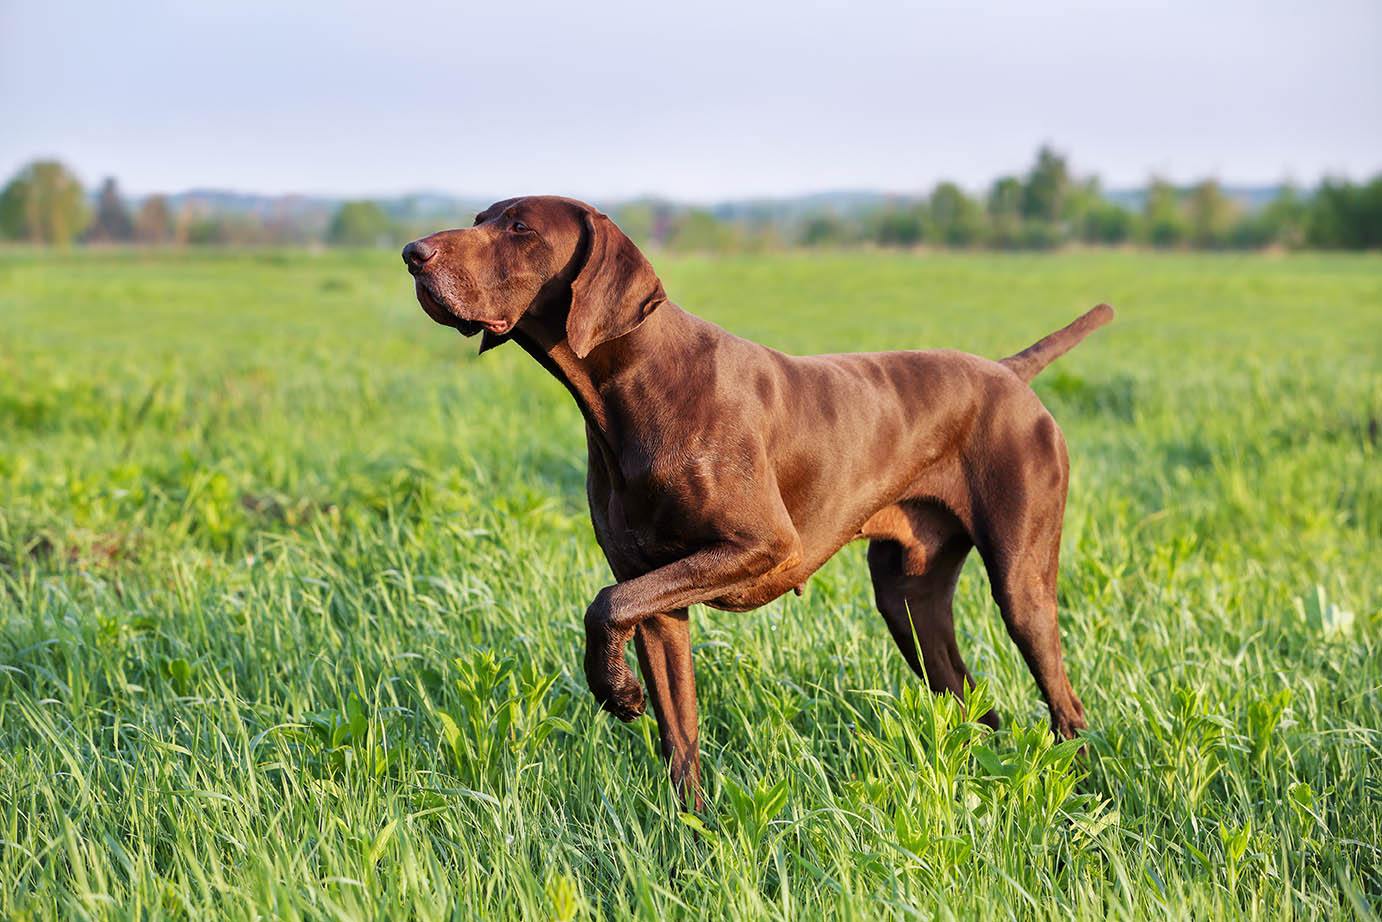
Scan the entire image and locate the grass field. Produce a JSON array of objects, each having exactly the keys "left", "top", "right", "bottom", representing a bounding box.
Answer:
[{"left": 1, "top": 247, "right": 1379, "bottom": 920}]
